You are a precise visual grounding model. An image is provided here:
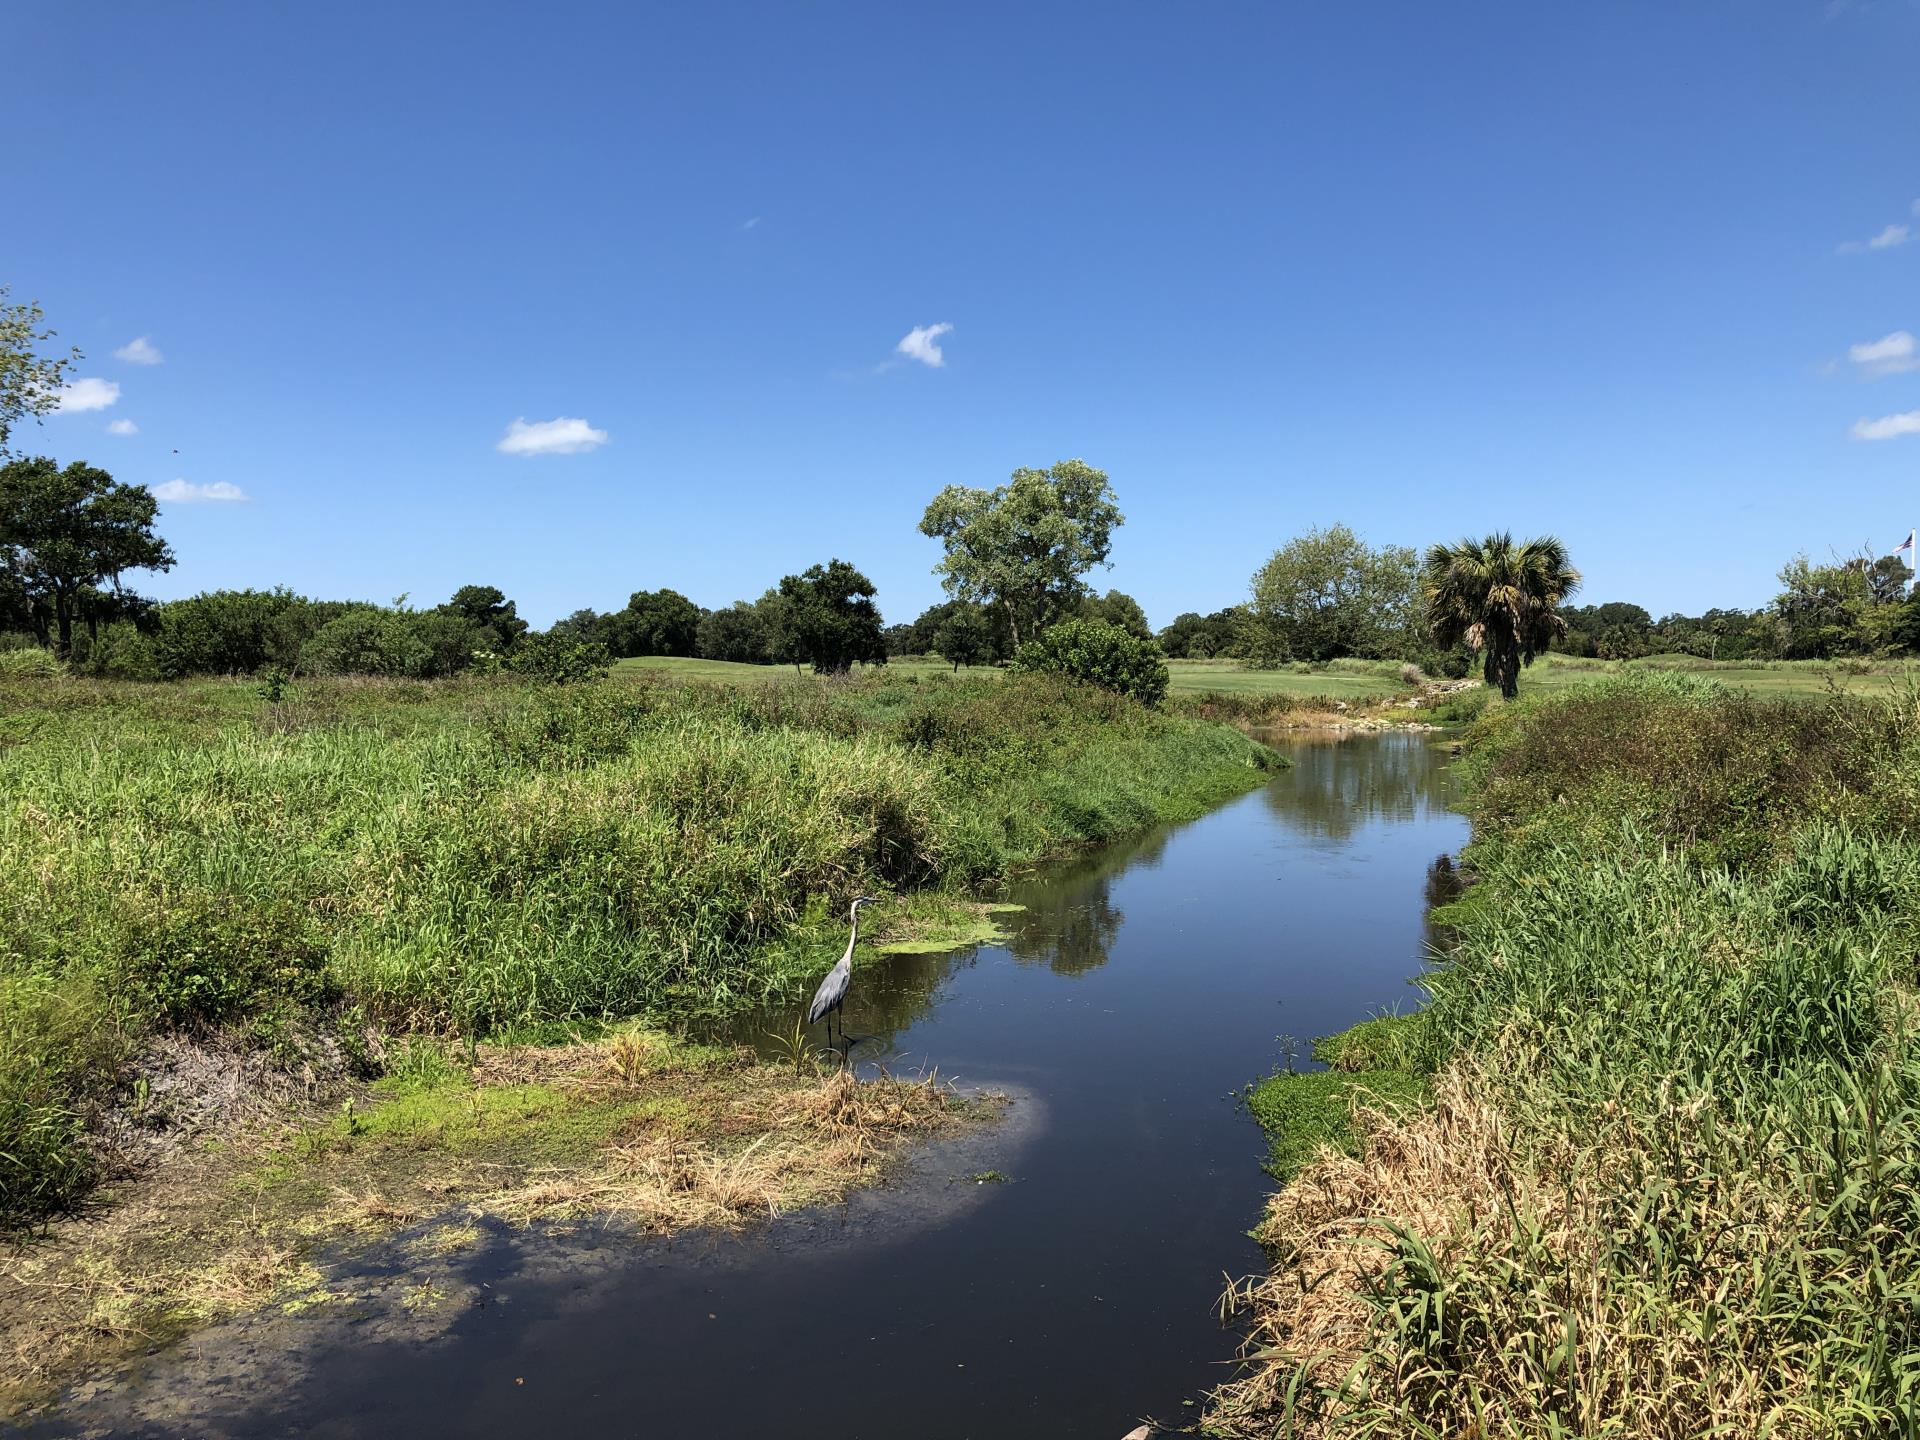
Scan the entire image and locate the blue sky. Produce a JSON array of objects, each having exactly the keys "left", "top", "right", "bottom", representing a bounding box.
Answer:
[{"left": 9, "top": 2, "right": 1920, "bottom": 629}]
